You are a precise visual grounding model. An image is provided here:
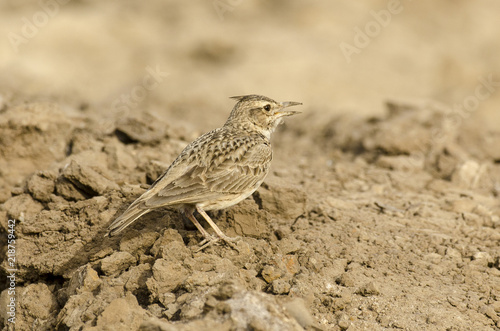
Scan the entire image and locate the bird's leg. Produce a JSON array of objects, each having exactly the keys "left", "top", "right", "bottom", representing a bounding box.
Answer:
[
  {"left": 185, "top": 210, "right": 214, "bottom": 242},
  {"left": 185, "top": 209, "right": 224, "bottom": 251},
  {"left": 196, "top": 206, "right": 240, "bottom": 249}
]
